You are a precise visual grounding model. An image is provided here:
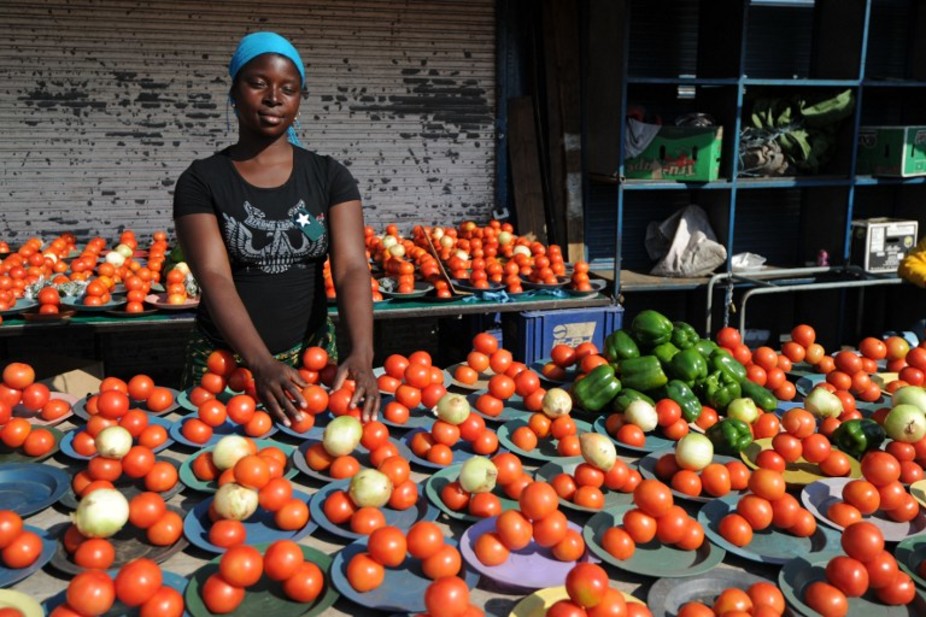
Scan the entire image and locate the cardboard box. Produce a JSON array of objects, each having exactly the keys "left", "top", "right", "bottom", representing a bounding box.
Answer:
[
  {"left": 856, "top": 126, "right": 926, "bottom": 177},
  {"left": 850, "top": 218, "right": 919, "bottom": 273},
  {"left": 624, "top": 125, "right": 723, "bottom": 181}
]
